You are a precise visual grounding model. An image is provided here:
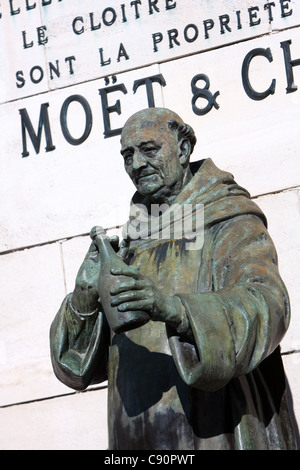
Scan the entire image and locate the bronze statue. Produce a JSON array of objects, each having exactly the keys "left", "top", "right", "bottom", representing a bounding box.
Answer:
[{"left": 50, "top": 107, "right": 298, "bottom": 450}]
